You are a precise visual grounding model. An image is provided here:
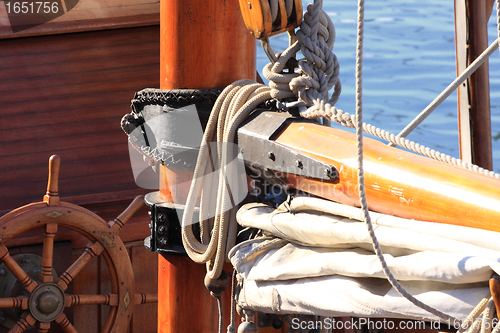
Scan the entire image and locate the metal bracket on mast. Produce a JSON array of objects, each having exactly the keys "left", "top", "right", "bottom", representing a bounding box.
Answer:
[
  {"left": 237, "top": 110, "right": 339, "bottom": 181},
  {"left": 144, "top": 191, "right": 191, "bottom": 257}
]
